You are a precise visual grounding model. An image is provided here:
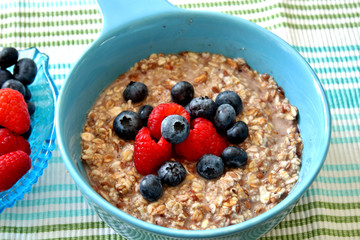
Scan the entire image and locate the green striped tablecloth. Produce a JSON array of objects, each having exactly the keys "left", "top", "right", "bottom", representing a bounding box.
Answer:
[{"left": 1, "top": 0, "right": 359, "bottom": 239}]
